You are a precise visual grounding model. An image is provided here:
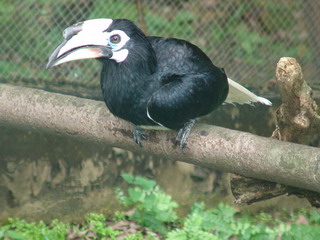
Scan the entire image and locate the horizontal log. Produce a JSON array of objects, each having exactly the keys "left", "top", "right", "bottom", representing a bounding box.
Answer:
[{"left": 0, "top": 83, "right": 320, "bottom": 193}]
